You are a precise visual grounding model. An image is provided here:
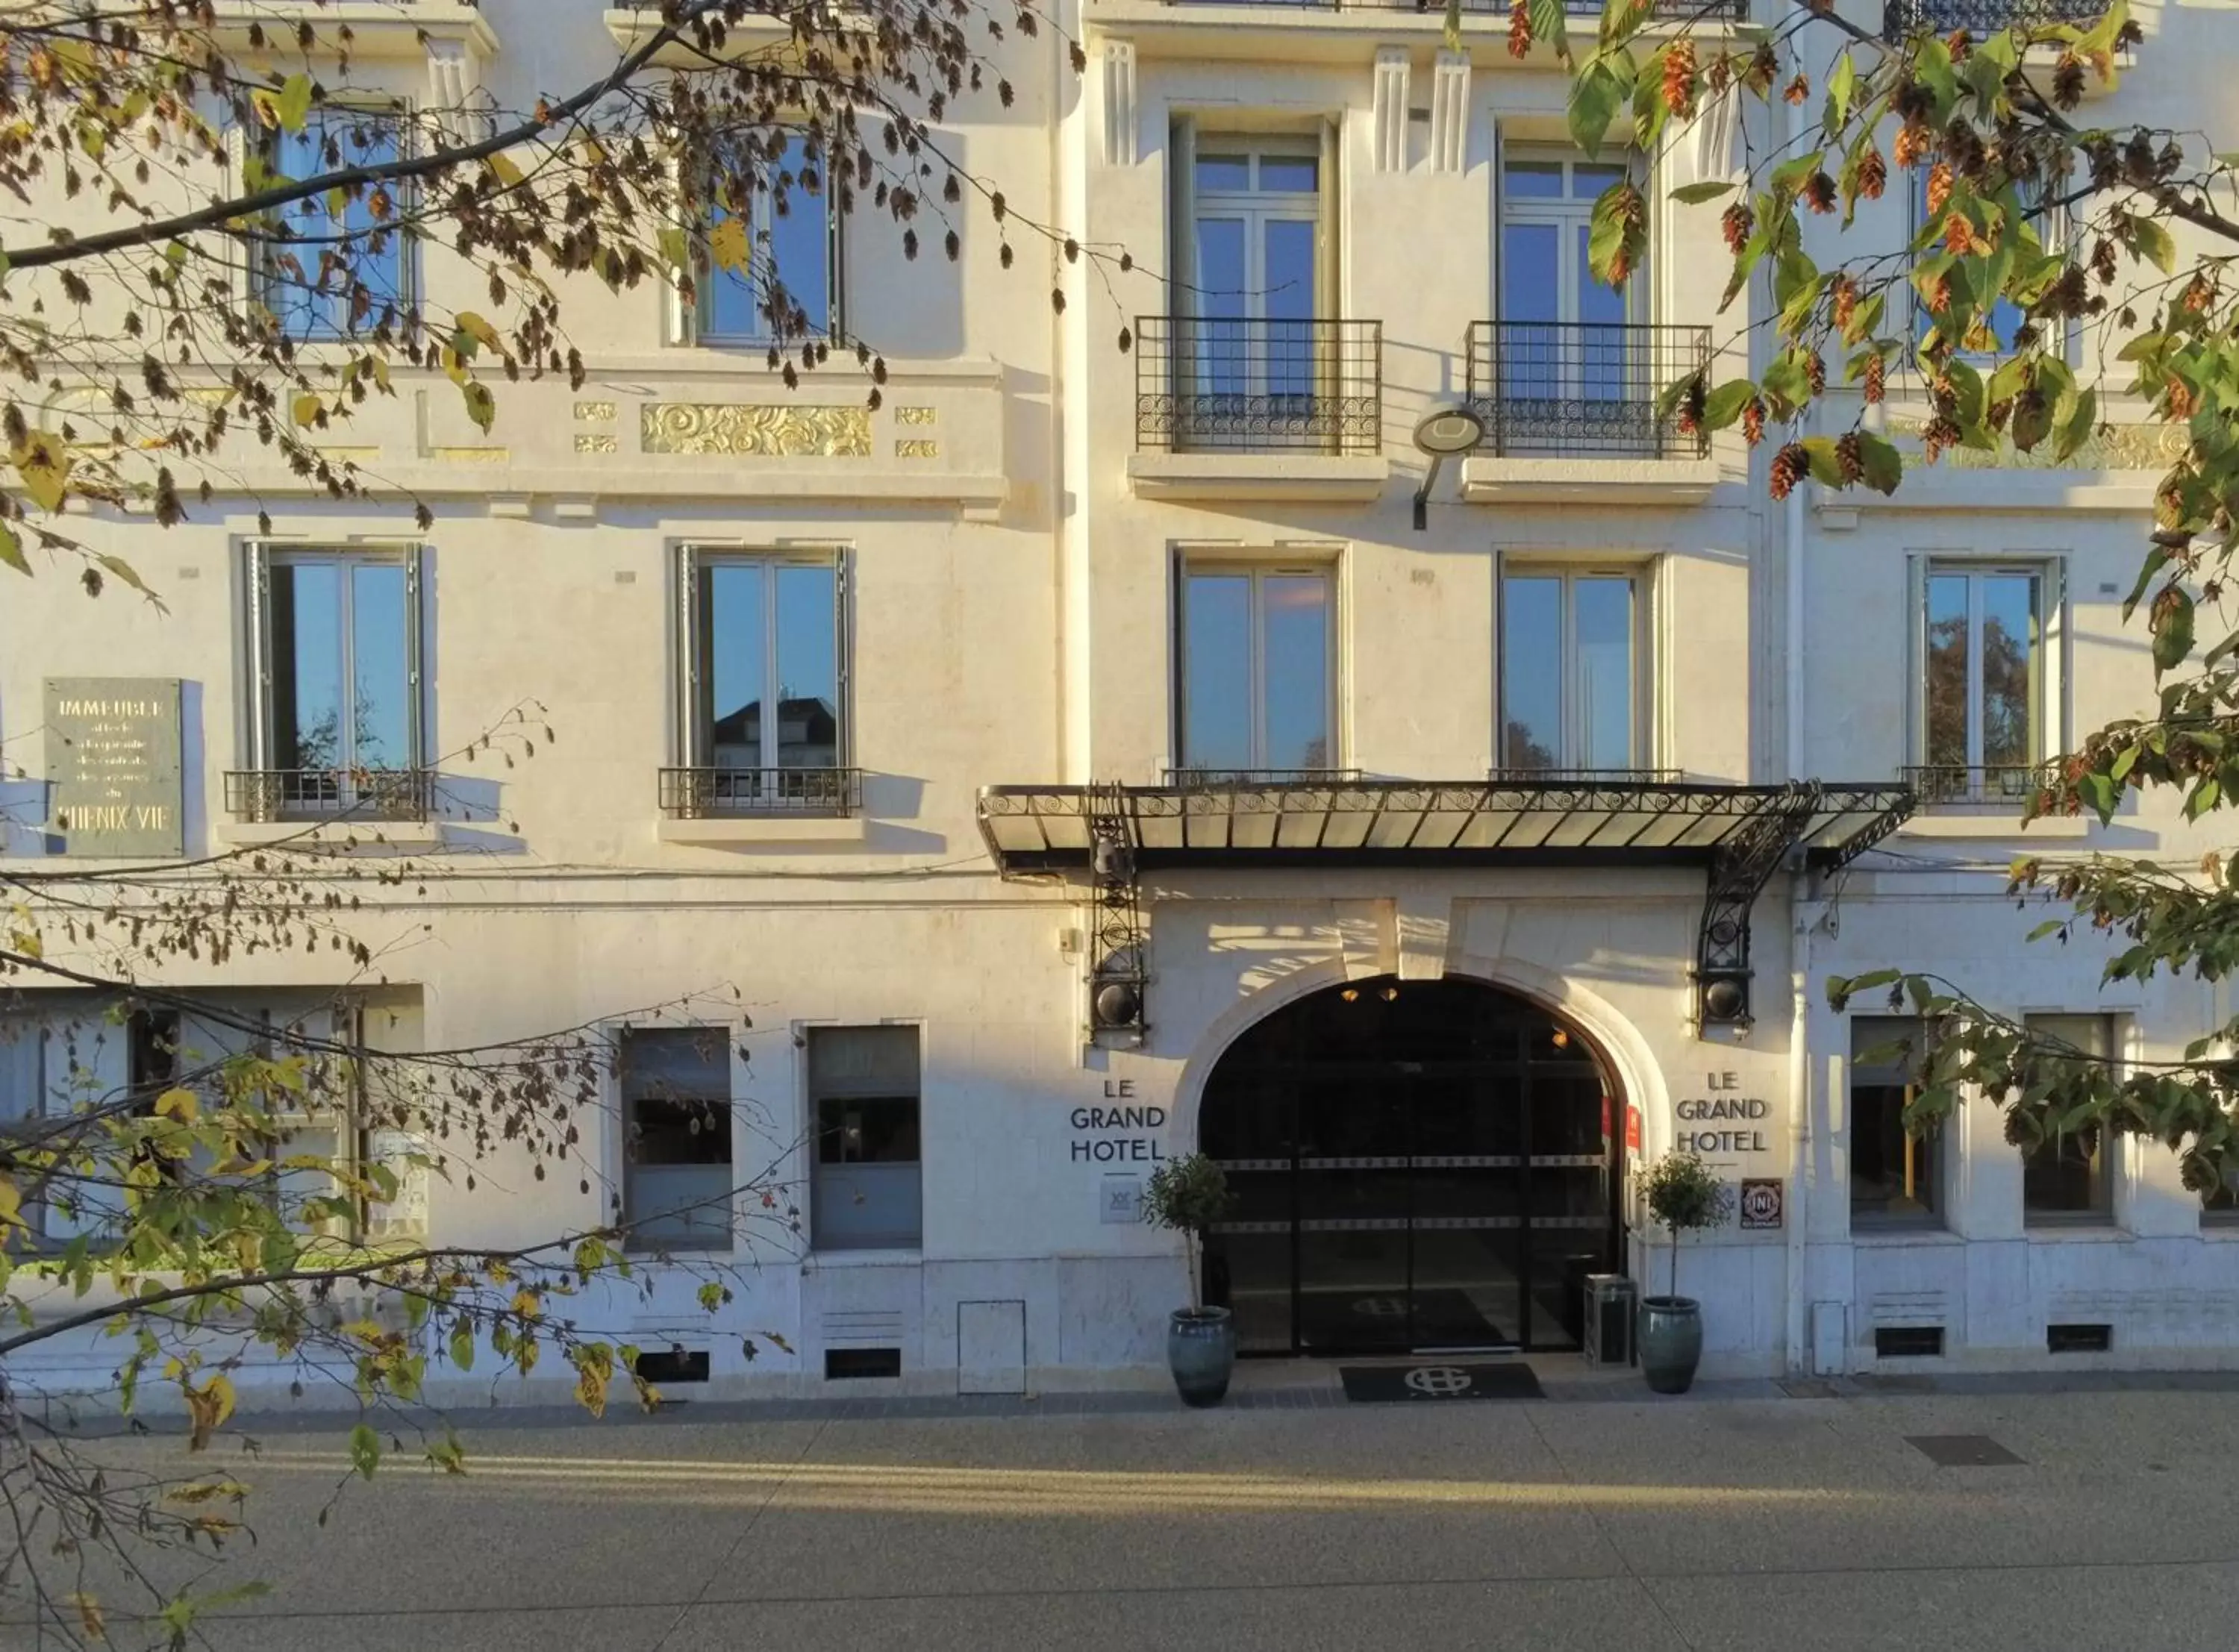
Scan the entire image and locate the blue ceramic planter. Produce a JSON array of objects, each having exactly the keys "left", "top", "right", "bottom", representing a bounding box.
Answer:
[
  {"left": 1168, "top": 1307, "right": 1236, "bottom": 1407},
  {"left": 1638, "top": 1295, "right": 1703, "bottom": 1394}
]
